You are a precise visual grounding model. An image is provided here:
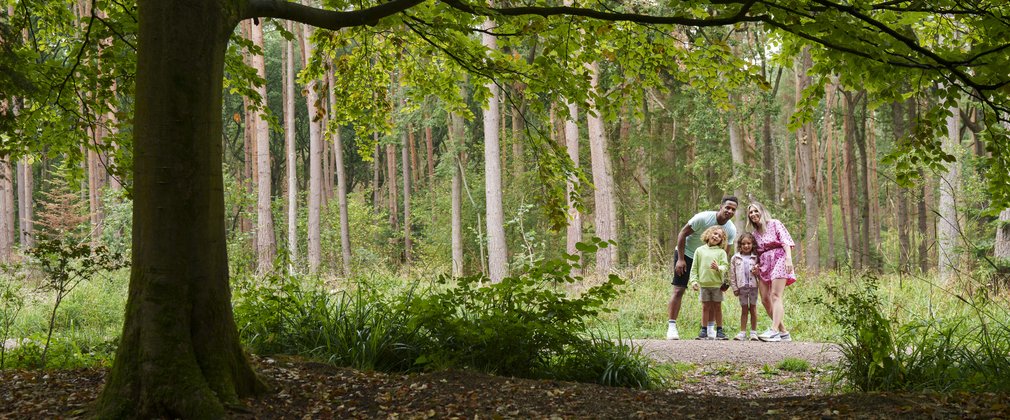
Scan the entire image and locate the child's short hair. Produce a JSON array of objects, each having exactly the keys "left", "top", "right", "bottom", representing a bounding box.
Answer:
[
  {"left": 701, "top": 226, "right": 727, "bottom": 248},
  {"left": 736, "top": 232, "right": 757, "bottom": 253}
]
